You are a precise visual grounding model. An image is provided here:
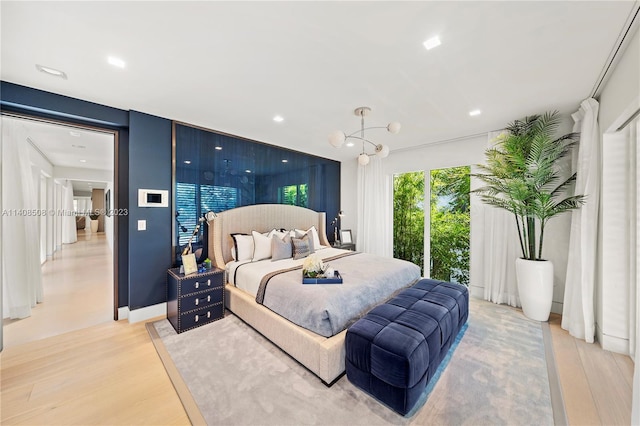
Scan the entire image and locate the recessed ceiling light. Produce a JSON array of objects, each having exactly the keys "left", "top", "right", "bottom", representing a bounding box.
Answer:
[
  {"left": 346, "top": 142, "right": 355, "bottom": 147},
  {"left": 469, "top": 109, "right": 482, "bottom": 117},
  {"left": 215, "top": 146, "right": 223, "bottom": 151},
  {"left": 70, "top": 131, "right": 81, "bottom": 137},
  {"left": 282, "top": 159, "right": 288, "bottom": 163},
  {"left": 423, "top": 36, "right": 441, "bottom": 50},
  {"left": 79, "top": 159, "right": 87, "bottom": 163},
  {"left": 273, "top": 115, "right": 284, "bottom": 123},
  {"left": 107, "top": 56, "right": 126, "bottom": 69},
  {"left": 35, "top": 64, "right": 68, "bottom": 79},
  {"left": 245, "top": 170, "right": 252, "bottom": 173},
  {"left": 184, "top": 160, "right": 192, "bottom": 165}
]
